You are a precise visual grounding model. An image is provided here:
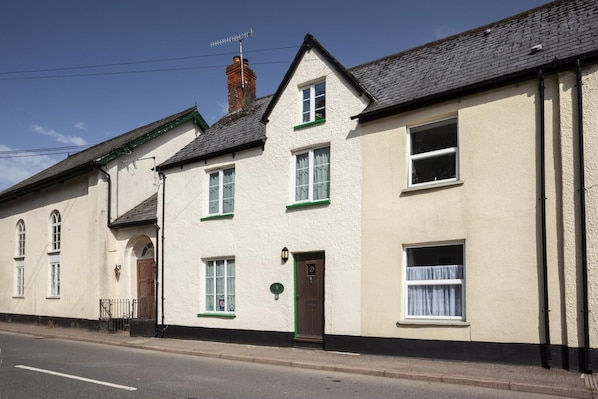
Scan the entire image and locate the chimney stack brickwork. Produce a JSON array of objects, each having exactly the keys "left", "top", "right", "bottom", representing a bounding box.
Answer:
[{"left": 226, "top": 56, "right": 257, "bottom": 113}]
